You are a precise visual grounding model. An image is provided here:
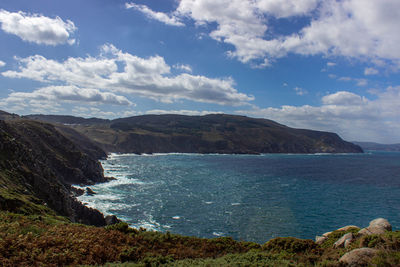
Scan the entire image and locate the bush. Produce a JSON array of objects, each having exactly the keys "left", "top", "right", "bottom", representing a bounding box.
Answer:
[{"left": 262, "top": 237, "right": 318, "bottom": 254}]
